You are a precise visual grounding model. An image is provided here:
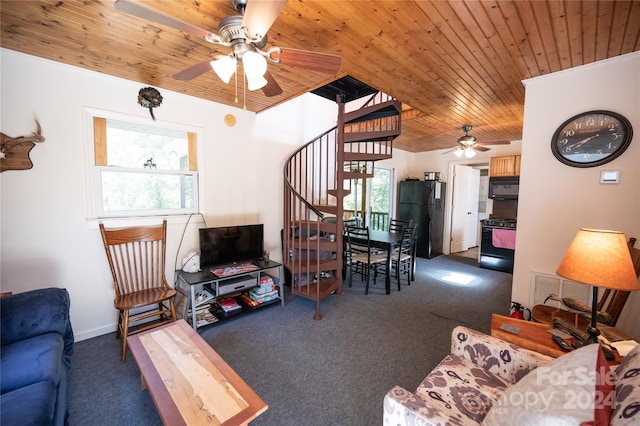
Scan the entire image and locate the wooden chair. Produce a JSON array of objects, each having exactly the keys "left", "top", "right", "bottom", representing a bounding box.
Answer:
[
  {"left": 345, "top": 225, "right": 388, "bottom": 294},
  {"left": 99, "top": 220, "right": 177, "bottom": 361},
  {"left": 391, "top": 224, "right": 418, "bottom": 289},
  {"left": 595, "top": 237, "right": 640, "bottom": 326},
  {"left": 533, "top": 237, "right": 640, "bottom": 328}
]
